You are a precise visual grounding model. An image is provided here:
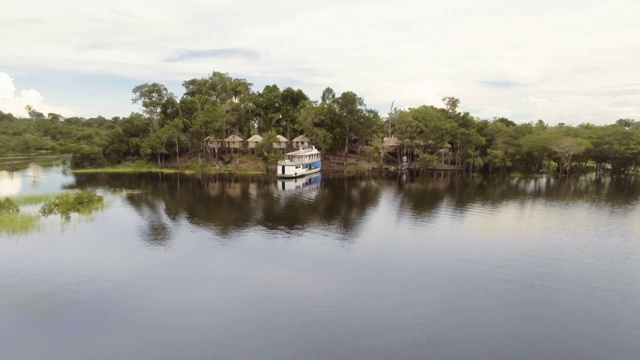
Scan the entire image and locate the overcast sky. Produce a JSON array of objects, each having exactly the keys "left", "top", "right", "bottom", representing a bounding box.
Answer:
[{"left": 1, "top": 0, "right": 639, "bottom": 124}]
